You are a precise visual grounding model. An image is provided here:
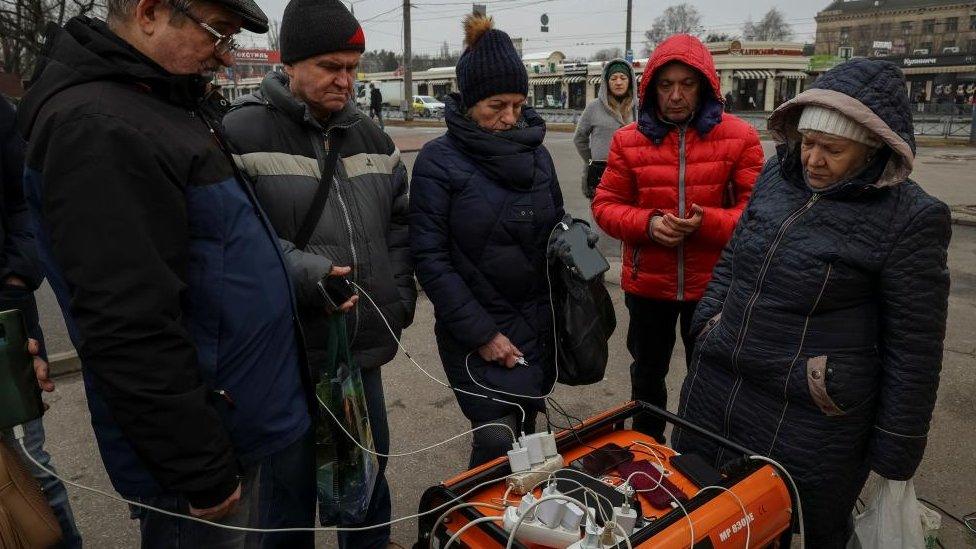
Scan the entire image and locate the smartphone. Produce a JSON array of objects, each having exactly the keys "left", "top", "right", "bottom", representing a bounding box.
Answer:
[
  {"left": 553, "top": 468, "right": 639, "bottom": 526},
  {"left": 0, "top": 309, "right": 44, "bottom": 430},
  {"left": 557, "top": 223, "right": 610, "bottom": 282},
  {"left": 669, "top": 453, "right": 724, "bottom": 489},
  {"left": 616, "top": 460, "right": 688, "bottom": 510},
  {"left": 317, "top": 276, "right": 357, "bottom": 313},
  {"left": 569, "top": 442, "right": 632, "bottom": 477}
]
